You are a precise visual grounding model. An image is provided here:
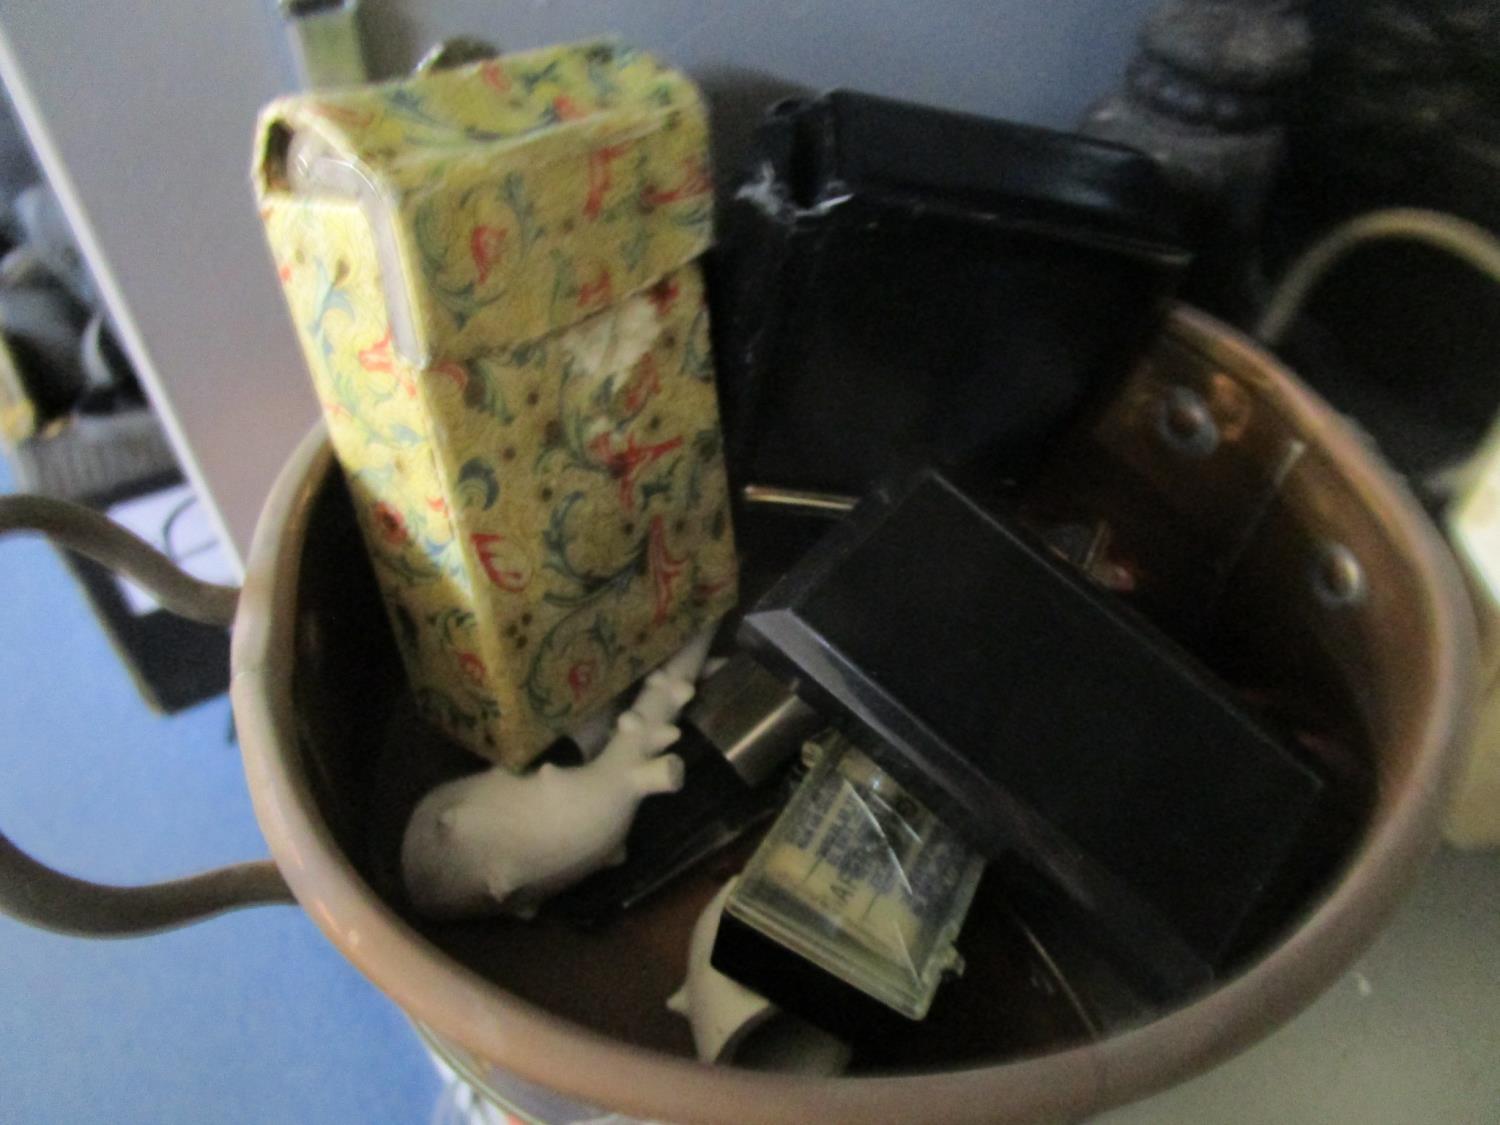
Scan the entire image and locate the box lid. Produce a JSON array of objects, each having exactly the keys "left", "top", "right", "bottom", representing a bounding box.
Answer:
[
  {"left": 753, "top": 90, "right": 1197, "bottom": 257},
  {"left": 254, "top": 40, "right": 713, "bottom": 365}
]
